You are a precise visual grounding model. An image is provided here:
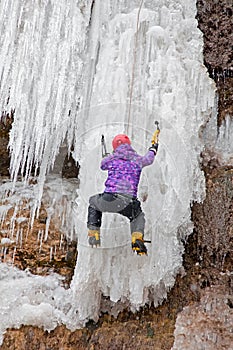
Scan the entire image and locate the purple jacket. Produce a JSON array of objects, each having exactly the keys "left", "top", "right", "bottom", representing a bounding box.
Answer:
[{"left": 101, "top": 144, "right": 155, "bottom": 197}]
